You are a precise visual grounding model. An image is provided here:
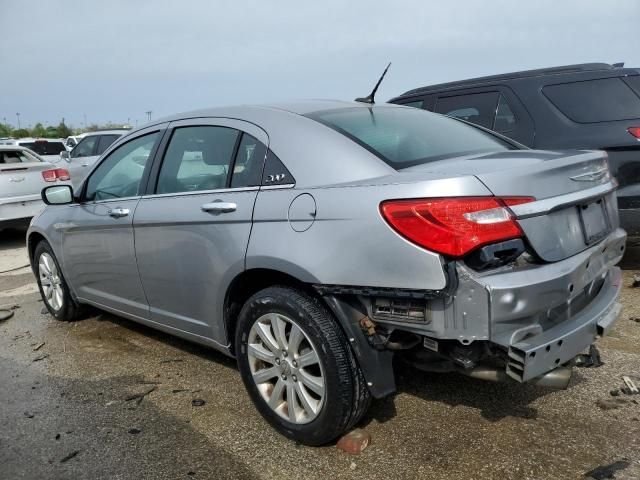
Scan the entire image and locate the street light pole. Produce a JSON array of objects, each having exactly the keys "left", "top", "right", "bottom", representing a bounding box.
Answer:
[{"left": 16, "top": 112, "right": 21, "bottom": 129}]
